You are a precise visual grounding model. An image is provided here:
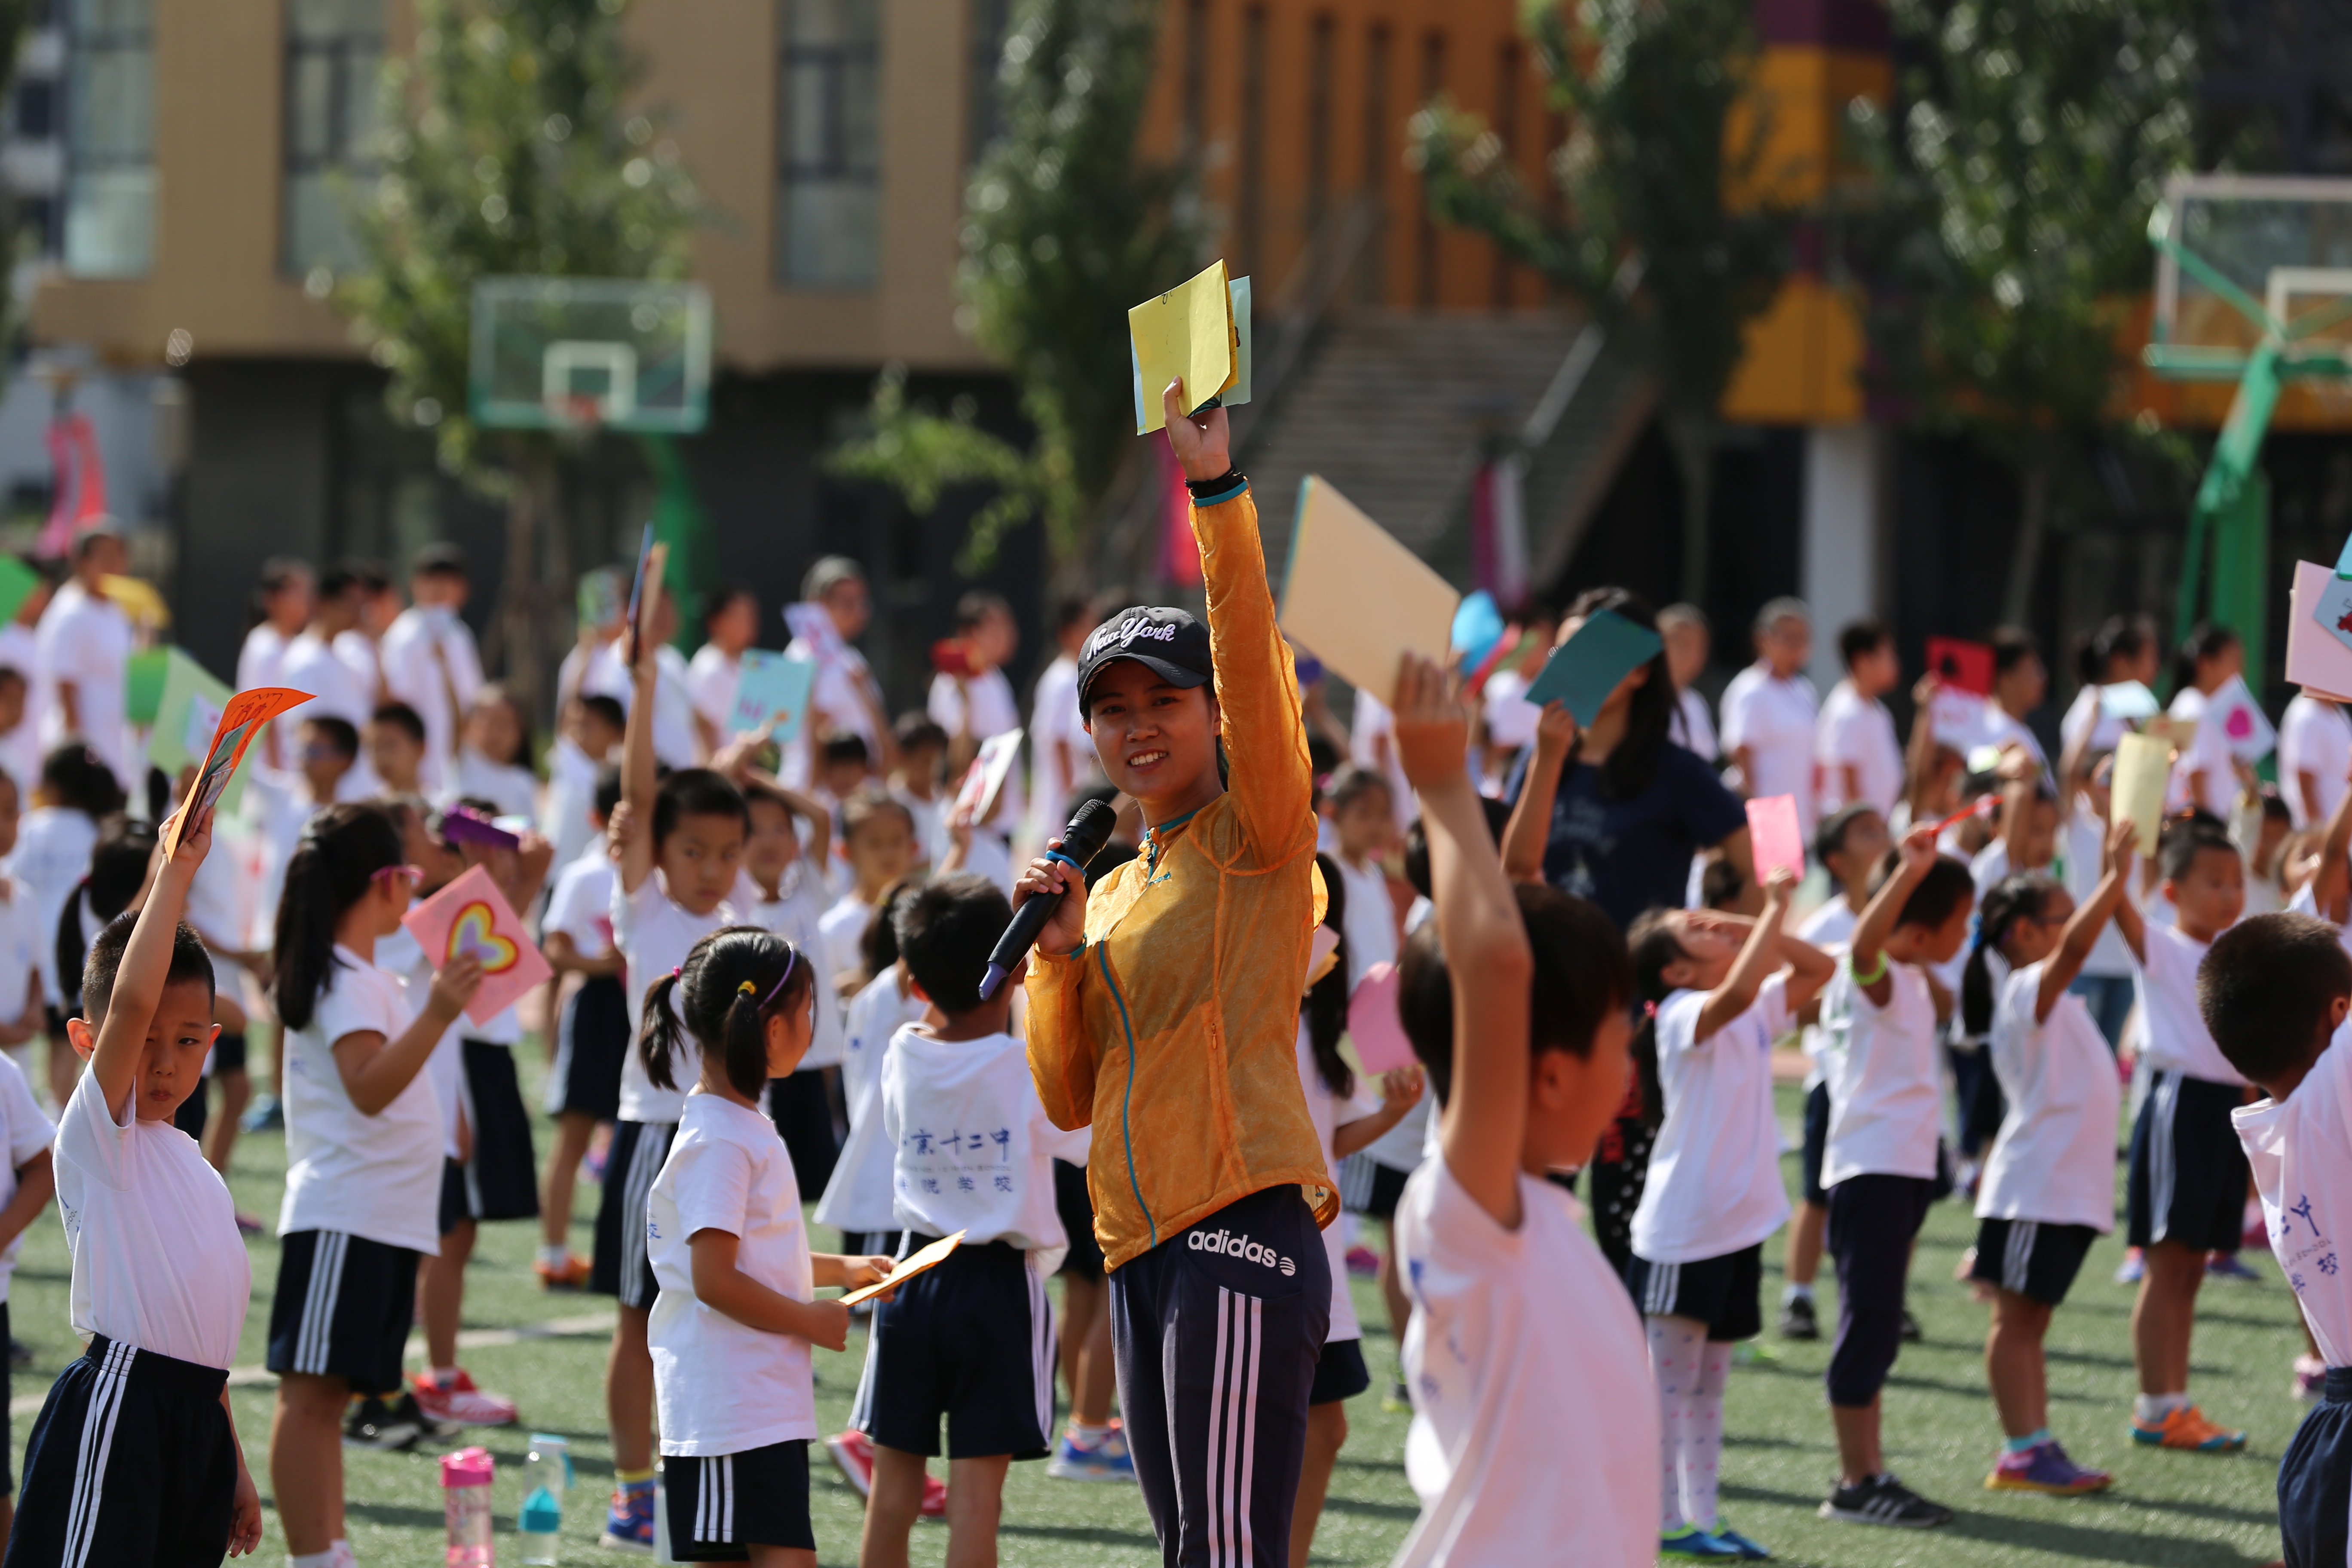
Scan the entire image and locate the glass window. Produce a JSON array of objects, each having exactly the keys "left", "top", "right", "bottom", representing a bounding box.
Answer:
[
  {"left": 775, "top": 0, "right": 881, "bottom": 288},
  {"left": 282, "top": 0, "right": 384, "bottom": 276},
  {"left": 63, "top": 0, "right": 153, "bottom": 278}
]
